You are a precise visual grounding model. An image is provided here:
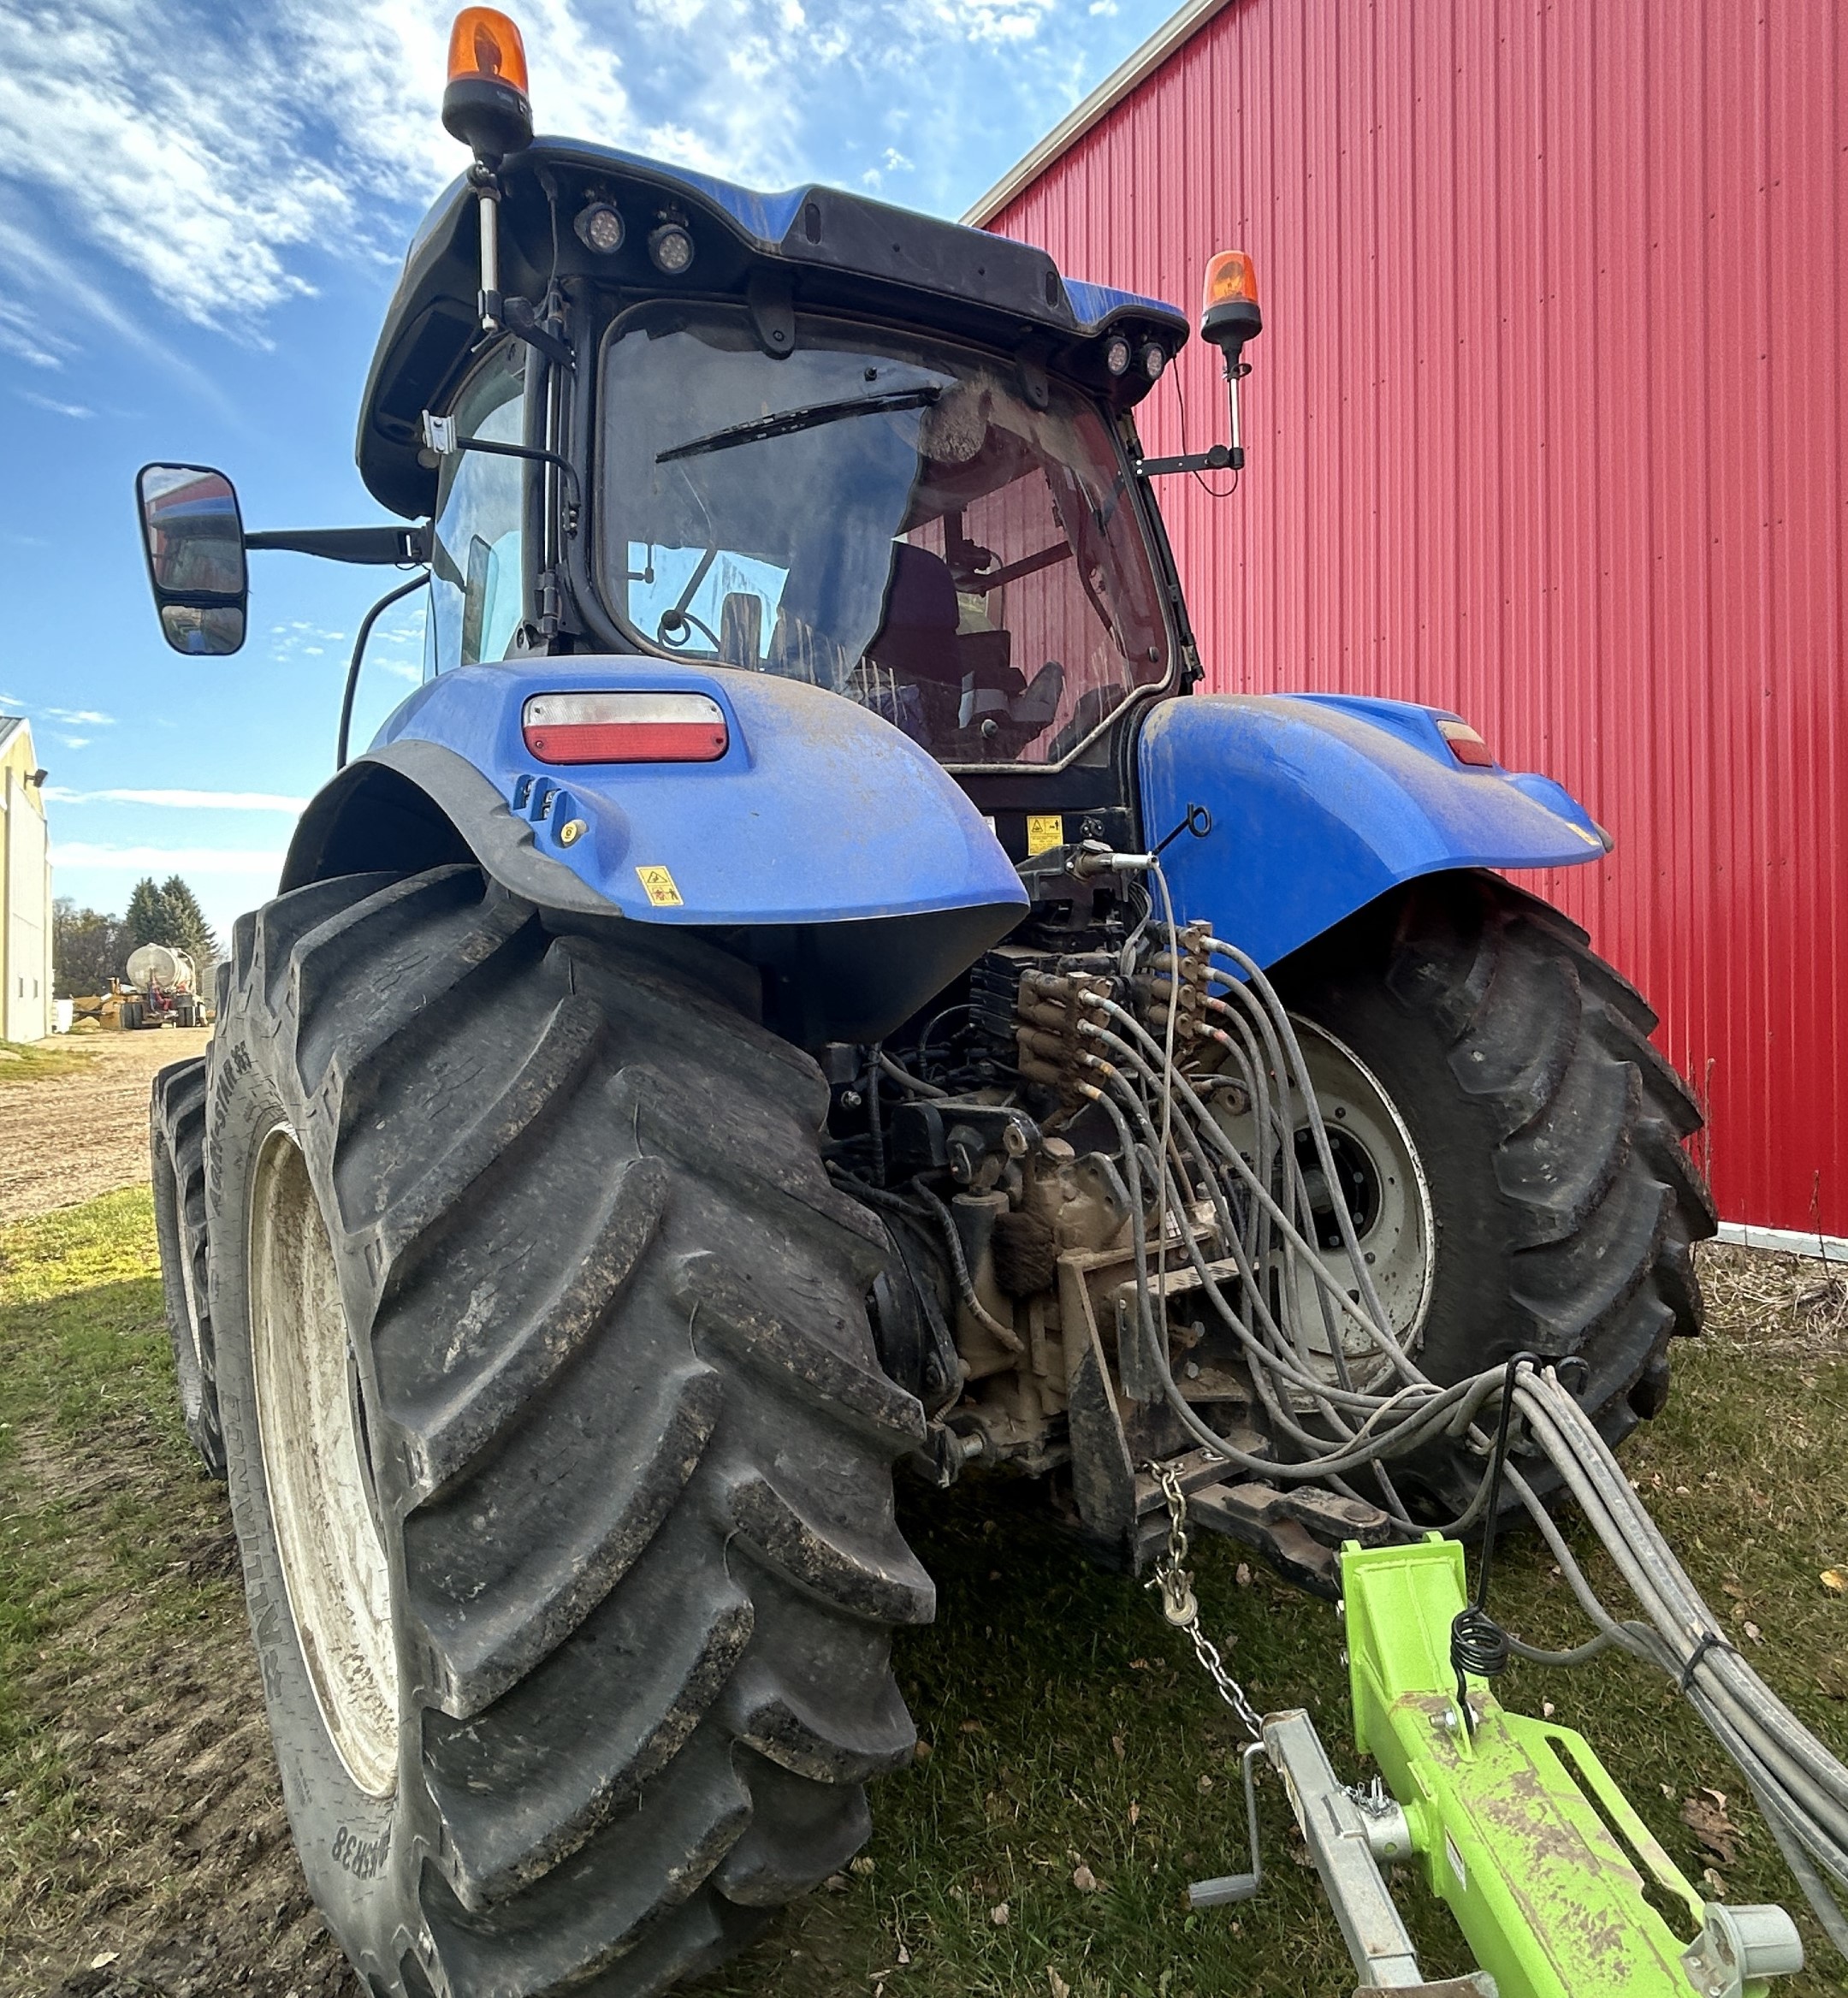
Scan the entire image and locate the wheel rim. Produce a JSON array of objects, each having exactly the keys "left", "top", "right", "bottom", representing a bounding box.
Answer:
[
  {"left": 175, "top": 1194, "right": 204, "bottom": 1372},
  {"left": 1211, "top": 1018, "right": 1435, "bottom": 1392},
  {"left": 248, "top": 1123, "right": 400, "bottom": 1798}
]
